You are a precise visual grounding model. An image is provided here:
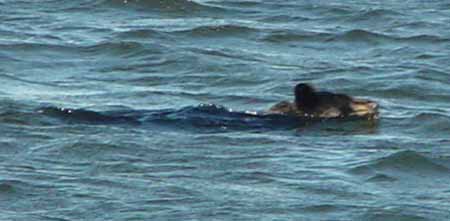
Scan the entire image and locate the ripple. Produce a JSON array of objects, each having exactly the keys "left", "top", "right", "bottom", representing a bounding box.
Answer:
[
  {"left": 83, "top": 41, "right": 146, "bottom": 56},
  {"left": 415, "top": 53, "right": 444, "bottom": 59},
  {"left": 366, "top": 173, "right": 397, "bottom": 182},
  {"left": 264, "top": 29, "right": 390, "bottom": 44},
  {"left": 215, "top": 171, "right": 276, "bottom": 184},
  {"left": 400, "top": 34, "right": 449, "bottom": 43},
  {"left": 101, "top": 0, "right": 226, "bottom": 13},
  {"left": 344, "top": 8, "right": 404, "bottom": 22},
  {"left": 188, "top": 47, "right": 263, "bottom": 62},
  {"left": 258, "top": 15, "right": 311, "bottom": 23},
  {"left": 262, "top": 30, "right": 332, "bottom": 43},
  {"left": 0, "top": 181, "right": 15, "bottom": 193},
  {"left": 212, "top": 0, "right": 263, "bottom": 8},
  {"left": 410, "top": 112, "right": 450, "bottom": 133},
  {"left": 263, "top": 28, "right": 449, "bottom": 44},
  {"left": 334, "top": 29, "right": 388, "bottom": 42},
  {"left": 349, "top": 150, "right": 450, "bottom": 176},
  {"left": 303, "top": 204, "right": 339, "bottom": 212},
  {"left": 0, "top": 42, "right": 77, "bottom": 53},
  {"left": 362, "top": 211, "right": 428, "bottom": 221},
  {"left": 0, "top": 179, "right": 37, "bottom": 196},
  {"left": 0, "top": 73, "right": 59, "bottom": 87},
  {"left": 360, "top": 8, "right": 404, "bottom": 17},
  {"left": 174, "top": 24, "right": 258, "bottom": 37},
  {"left": 115, "top": 29, "right": 169, "bottom": 40}
]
